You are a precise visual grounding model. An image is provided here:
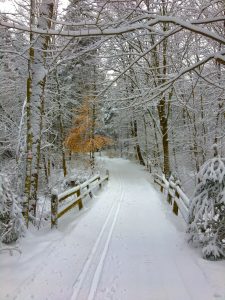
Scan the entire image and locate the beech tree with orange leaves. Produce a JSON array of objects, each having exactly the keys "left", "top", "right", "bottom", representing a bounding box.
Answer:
[{"left": 65, "top": 97, "right": 112, "bottom": 170}]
